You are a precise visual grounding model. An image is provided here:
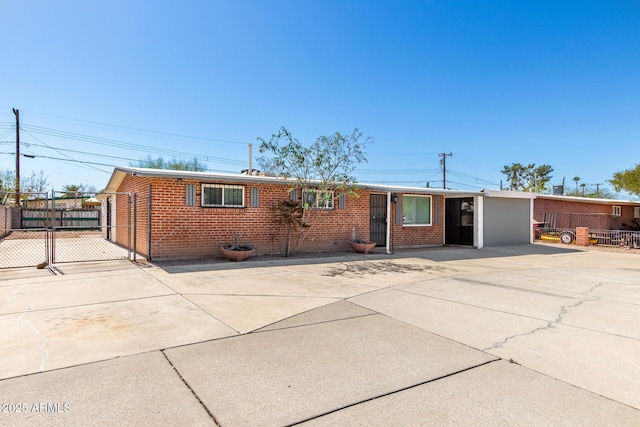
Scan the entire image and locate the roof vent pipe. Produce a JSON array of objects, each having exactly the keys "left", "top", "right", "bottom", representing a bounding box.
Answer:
[{"left": 248, "top": 143, "right": 253, "bottom": 175}]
